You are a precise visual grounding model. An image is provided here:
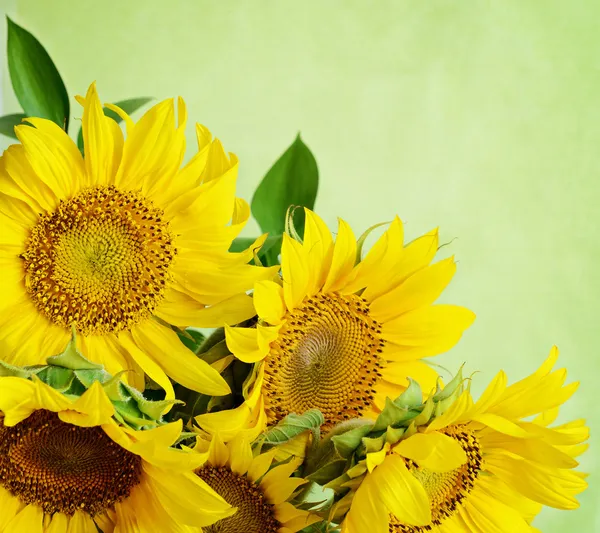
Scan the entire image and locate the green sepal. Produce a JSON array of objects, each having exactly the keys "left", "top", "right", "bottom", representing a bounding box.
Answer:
[
  {"left": 385, "top": 425, "right": 406, "bottom": 445},
  {"left": 112, "top": 399, "right": 156, "bottom": 430},
  {"left": 361, "top": 434, "right": 386, "bottom": 455},
  {"left": 74, "top": 368, "right": 112, "bottom": 388},
  {"left": 47, "top": 333, "right": 103, "bottom": 370},
  {"left": 355, "top": 220, "right": 391, "bottom": 264},
  {"left": 393, "top": 378, "right": 423, "bottom": 407},
  {"left": 306, "top": 457, "right": 348, "bottom": 486},
  {"left": 0, "top": 359, "right": 36, "bottom": 378},
  {"left": 121, "top": 381, "right": 182, "bottom": 420},
  {"left": 255, "top": 409, "right": 324, "bottom": 451},
  {"left": 176, "top": 327, "right": 206, "bottom": 353},
  {"left": 330, "top": 421, "right": 374, "bottom": 459},
  {"left": 372, "top": 397, "right": 420, "bottom": 432},
  {"left": 432, "top": 364, "right": 464, "bottom": 402},
  {"left": 36, "top": 366, "right": 75, "bottom": 392},
  {"left": 101, "top": 372, "right": 130, "bottom": 402},
  {"left": 295, "top": 482, "right": 335, "bottom": 512}
]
